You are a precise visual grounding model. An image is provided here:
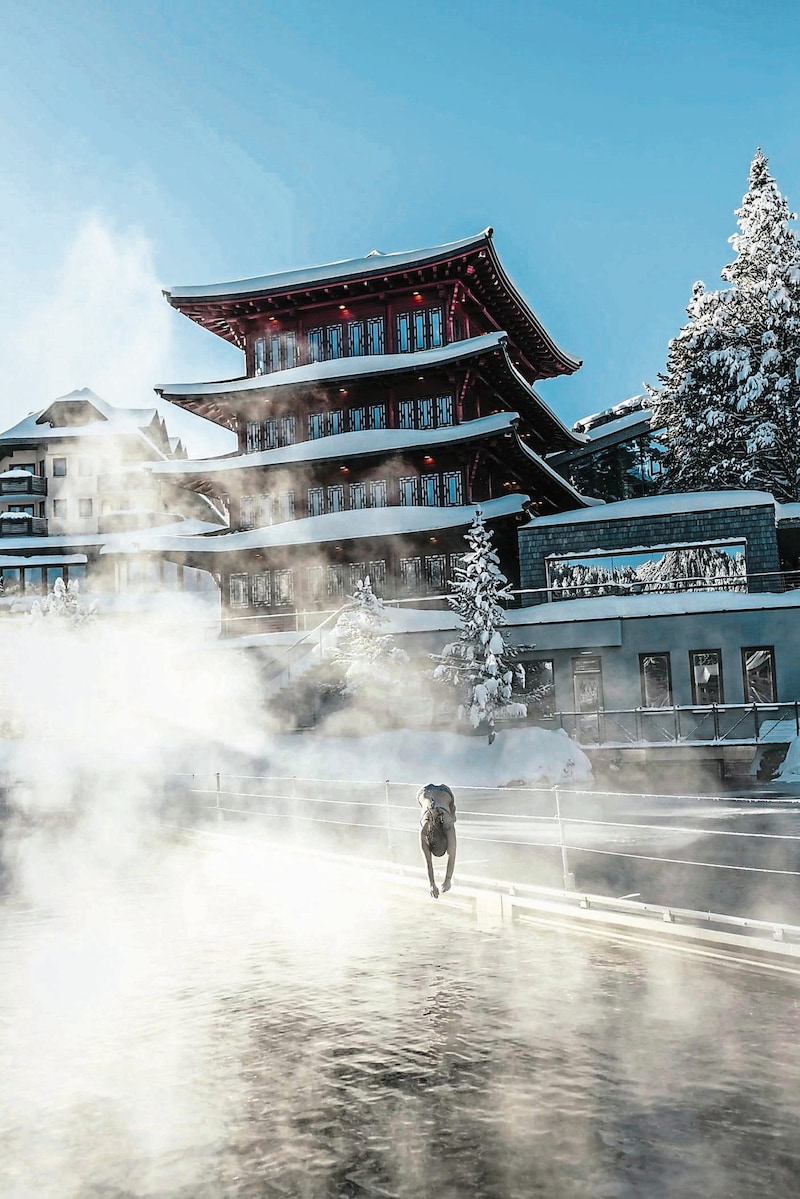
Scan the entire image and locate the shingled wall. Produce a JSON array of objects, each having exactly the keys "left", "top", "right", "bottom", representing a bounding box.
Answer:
[{"left": 518, "top": 498, "right": 781, "bottom": 604}]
